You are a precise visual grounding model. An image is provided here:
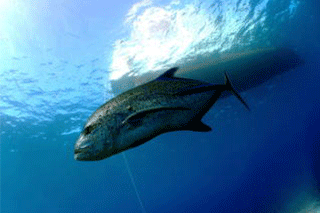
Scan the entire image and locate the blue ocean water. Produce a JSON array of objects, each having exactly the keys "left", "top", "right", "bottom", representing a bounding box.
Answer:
[{"left": 1, "top": 0, "right": 320, "bottom": 212}]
